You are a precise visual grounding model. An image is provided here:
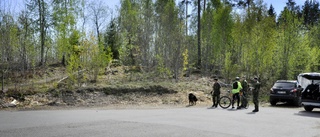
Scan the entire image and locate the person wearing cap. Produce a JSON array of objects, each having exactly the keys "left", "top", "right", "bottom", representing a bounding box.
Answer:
[
  {"left": 252, "top": 77, "right": 260, "bottom": 112},
  {"left": 211, "top": 78, "right": 221, "bottom": 108},
  {"left": 232, "top": 77, "right": 242, "bottom": 109}
]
